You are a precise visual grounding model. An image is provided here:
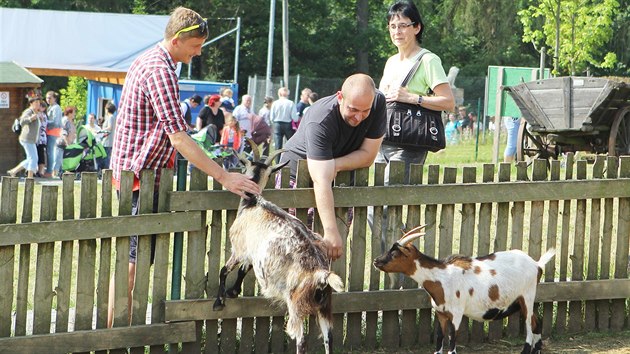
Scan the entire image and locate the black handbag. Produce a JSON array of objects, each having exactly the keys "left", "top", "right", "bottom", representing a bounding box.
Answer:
[{"left": 384, "top": 50, "right": 446, "bottom": 152}]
